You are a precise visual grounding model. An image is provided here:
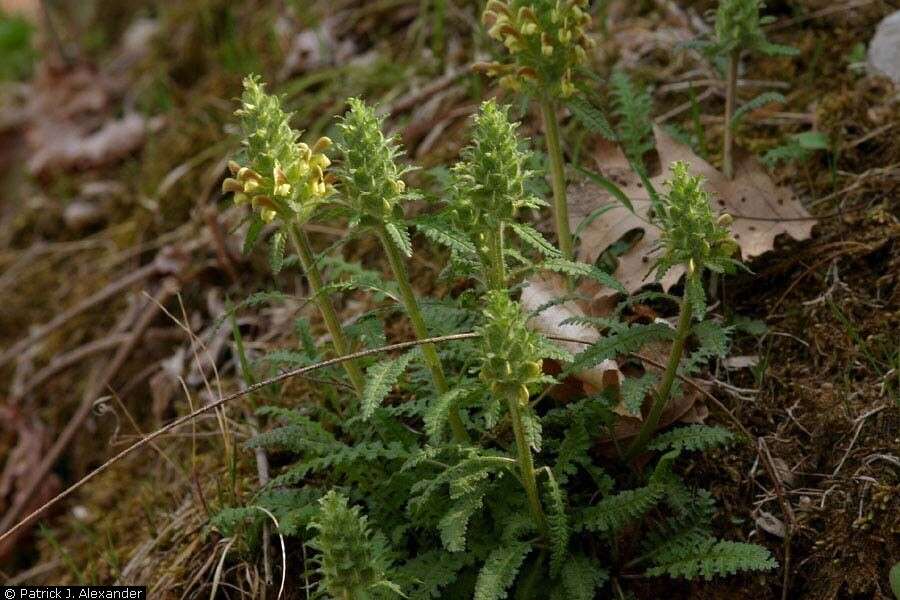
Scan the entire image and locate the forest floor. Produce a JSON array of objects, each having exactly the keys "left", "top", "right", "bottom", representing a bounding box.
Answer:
[{"left": 0, "top": 0, "right": 897, "bottom": 598}]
